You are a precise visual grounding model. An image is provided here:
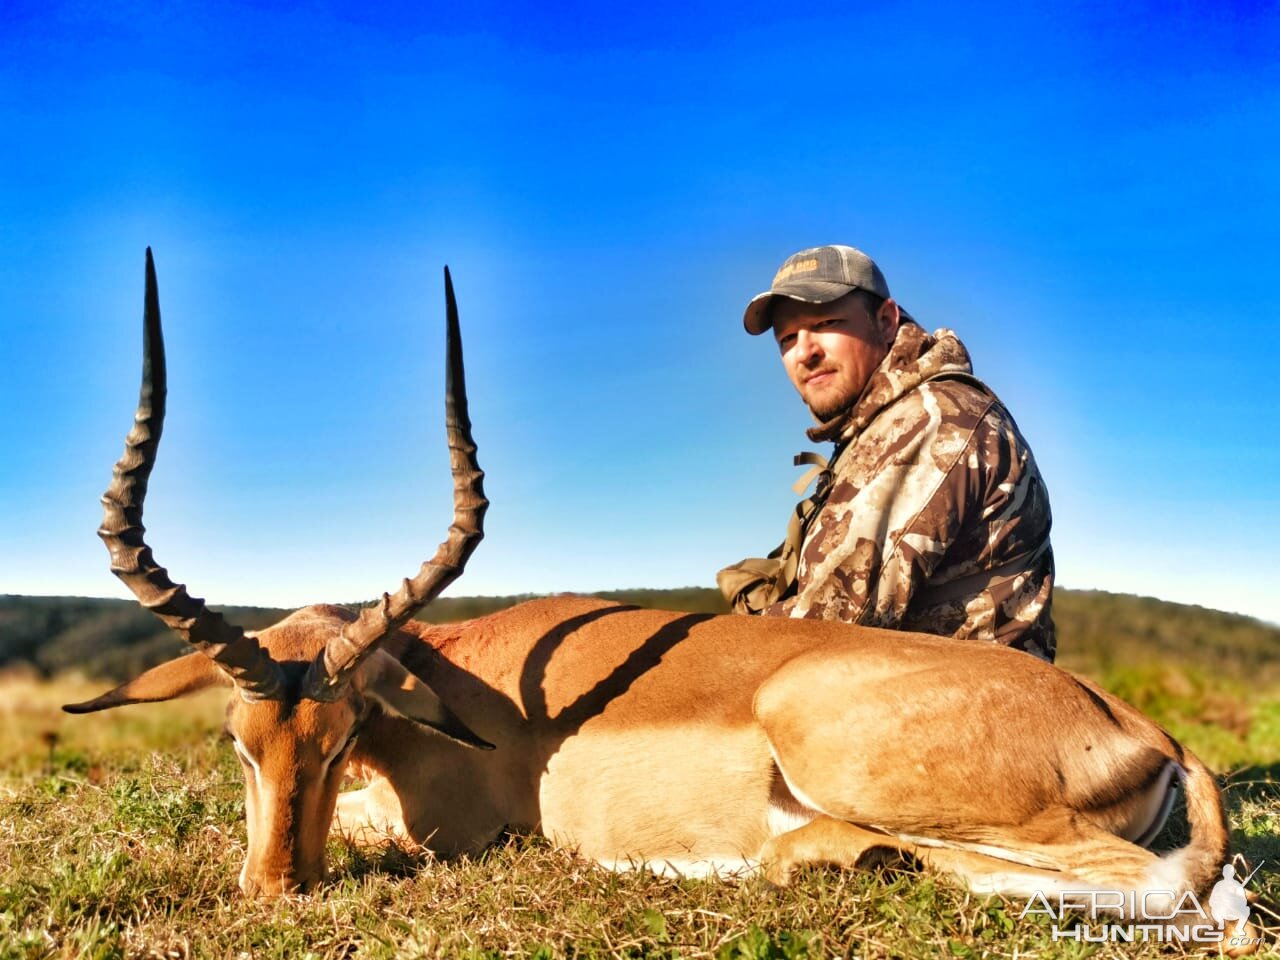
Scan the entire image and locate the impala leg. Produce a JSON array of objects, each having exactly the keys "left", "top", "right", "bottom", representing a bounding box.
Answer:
[
  {"left": 758, "top": 817, "right": 1059, "bottom": 888},
  {"left": 945, "top": 807, "right": 1163, "bottom": 893},
  {"left": 760, "top": 813, "right": 1161, "bottom": 900},
  {"left": 760, "top": 817, "right": 925, "bottom": 886},
  {"left": 761, "top": 813, "right": 1262, "bottom": 952}
]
